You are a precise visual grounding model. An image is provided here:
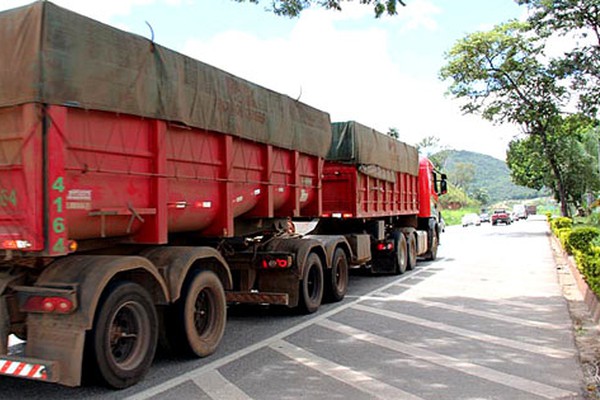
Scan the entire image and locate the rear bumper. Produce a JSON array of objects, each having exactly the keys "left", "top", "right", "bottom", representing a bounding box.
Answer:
[{"left": 0, "top": 355, "right": 58, "bottom": 383}]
